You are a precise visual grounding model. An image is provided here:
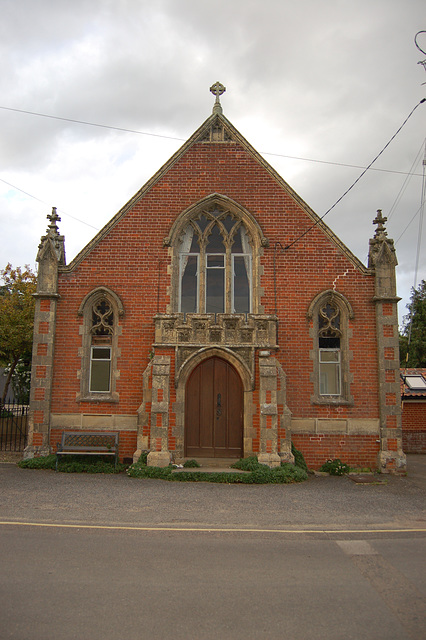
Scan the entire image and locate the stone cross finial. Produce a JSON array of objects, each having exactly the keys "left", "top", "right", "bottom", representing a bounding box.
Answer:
[
  {"left": 47, "top": 206, "right": 61, "bottom": 236},
  {"left": 210, "top": 81, "right": 226, "bottom": 114},
  {"left": 373, "top": 209, "right": 388, "bottom": 240}
]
